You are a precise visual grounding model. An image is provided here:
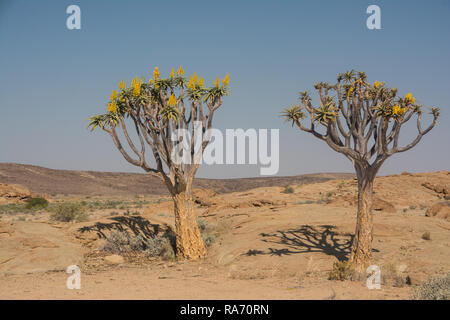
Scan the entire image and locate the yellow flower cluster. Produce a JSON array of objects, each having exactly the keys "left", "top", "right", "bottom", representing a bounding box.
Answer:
[
  {"left": 107, "top": 89, "right": 118, "bottom": 113},
  {"left": 153, "top": 67, "right": 160, "bottom": 80},
  {"left": 176, "top": 66, "right": 184, "bottom": 76},
  {"left": 131, "top": 76, "right": 141, "bottom": 96},
  {"left": 110, "top": 90, "right": 117, "bottom": 101},
  {"left": 374, "top": 81, "right": 383, "bottom": 88},
  {"left": 168, "top": 93, "right": 177, "bottom": 106},
  {"left": 212, "top": 74, "right": 230, "bottom": 86},
  {"left": 170, "top": 68, "right": 174, "bottom": 78},
  {"left": 222, "top": 73, "right": 230, "bottom": 86},
  {"left": 392, "top": 104, "right": 406, "bottom": 115},
  {"left": 347, "top": 86, "right": 354, "bottom": 95},
  {"left": 119, "top": 79, "right": 126, "bottom": 90},
  {"left": 187, "top": 72, "right": 204, "bottom": 89},
  {"left": 405, "top": 92, "right": 415, "bottom": 104},
  {"left": 108, "top": 101, "right": 117, "bottom": 113}
]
